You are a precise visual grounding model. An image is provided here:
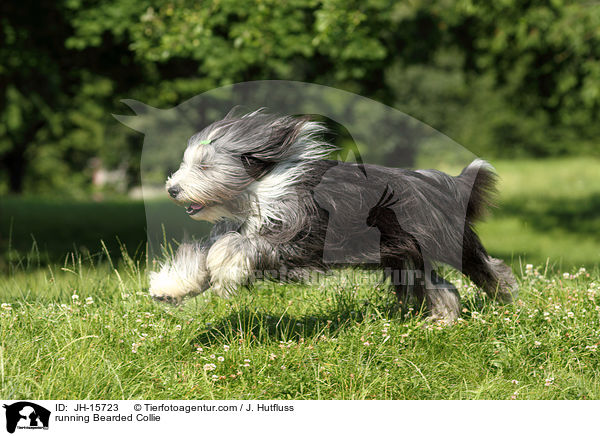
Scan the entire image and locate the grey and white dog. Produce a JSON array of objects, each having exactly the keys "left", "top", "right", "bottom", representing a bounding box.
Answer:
[{"left": 149, "top": 109, "right": 518, "bottom": 321}]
